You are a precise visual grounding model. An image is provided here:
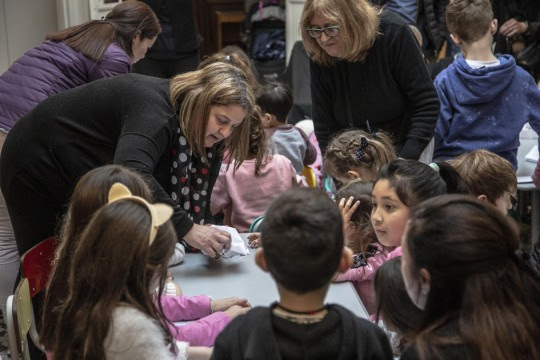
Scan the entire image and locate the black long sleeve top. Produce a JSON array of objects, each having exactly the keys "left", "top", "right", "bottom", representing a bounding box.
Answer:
[
  {"left": 1, "top": 73, "right": 220, "bottom": 239},
  {"left": 310, "top": 11, "right": 439, "bottom": 159}
]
